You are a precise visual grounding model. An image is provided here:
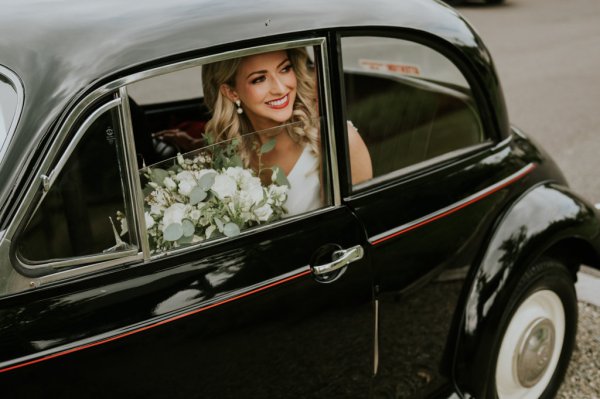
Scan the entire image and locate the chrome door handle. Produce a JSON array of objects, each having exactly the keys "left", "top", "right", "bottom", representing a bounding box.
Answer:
[{"left": 312, "top": 245, "right": 364, "bottom": 276}]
